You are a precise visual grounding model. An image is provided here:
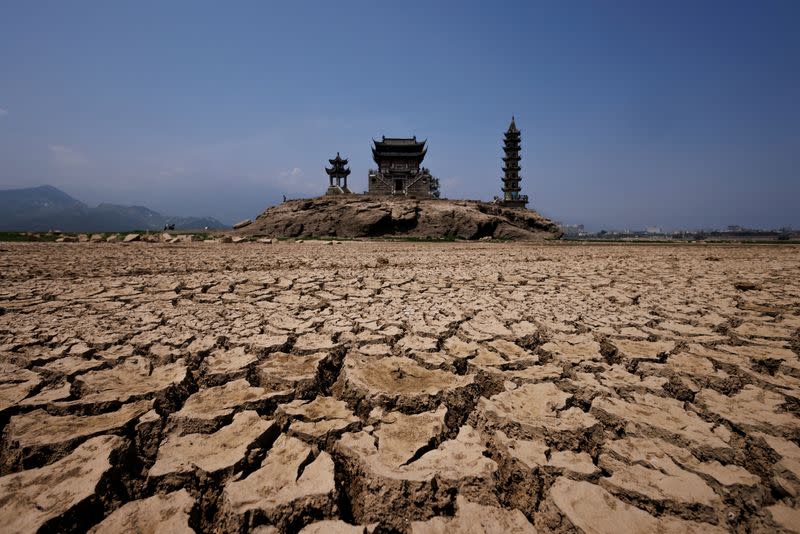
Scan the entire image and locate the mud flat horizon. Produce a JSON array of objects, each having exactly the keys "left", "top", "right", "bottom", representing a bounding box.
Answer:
[{"left": 0, "top": 240, "right": 798, "bottom": 533}]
